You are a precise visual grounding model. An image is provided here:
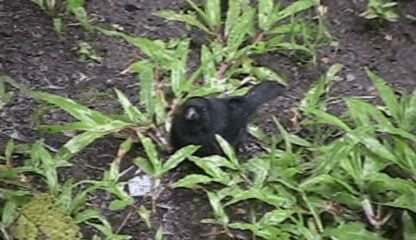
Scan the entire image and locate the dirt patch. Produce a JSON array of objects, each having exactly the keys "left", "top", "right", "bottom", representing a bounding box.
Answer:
[{"left": 2, "top": 0, "right": 416, "bottom": 239}]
